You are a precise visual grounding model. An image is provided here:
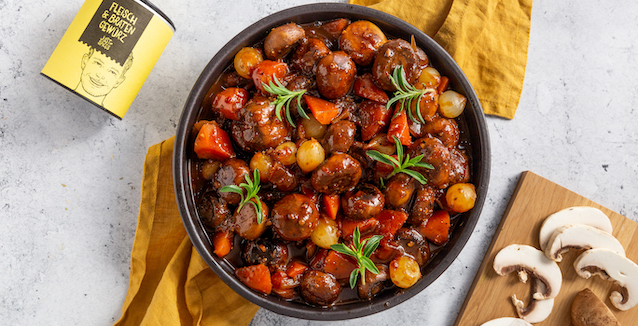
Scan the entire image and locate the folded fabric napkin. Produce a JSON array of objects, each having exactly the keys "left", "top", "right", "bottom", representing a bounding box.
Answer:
[
  {"left": 350, "top": 0, "right": 533, "bottom": 119},
  {"left": 115, "top": 1, "right": 532, "bottom": 325},
  {"left": 114, "top": 137, "right": 258, "bottom": 326}
]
